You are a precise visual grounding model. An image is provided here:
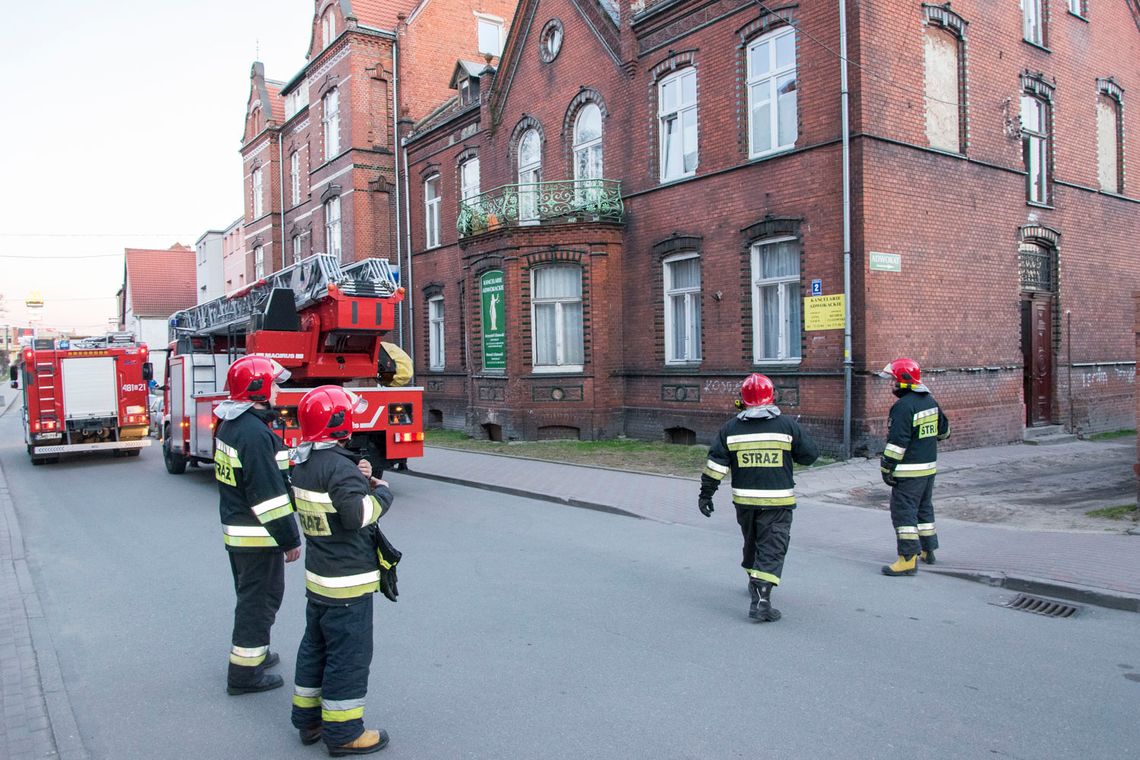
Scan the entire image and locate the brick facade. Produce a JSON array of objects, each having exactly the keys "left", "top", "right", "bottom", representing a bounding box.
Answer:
[
  {"left": 406, "top": 0, "right": 1140, "bottom": 454},
  {"left": 238, "top": 0, "right": 516, "bottom": 286}
]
